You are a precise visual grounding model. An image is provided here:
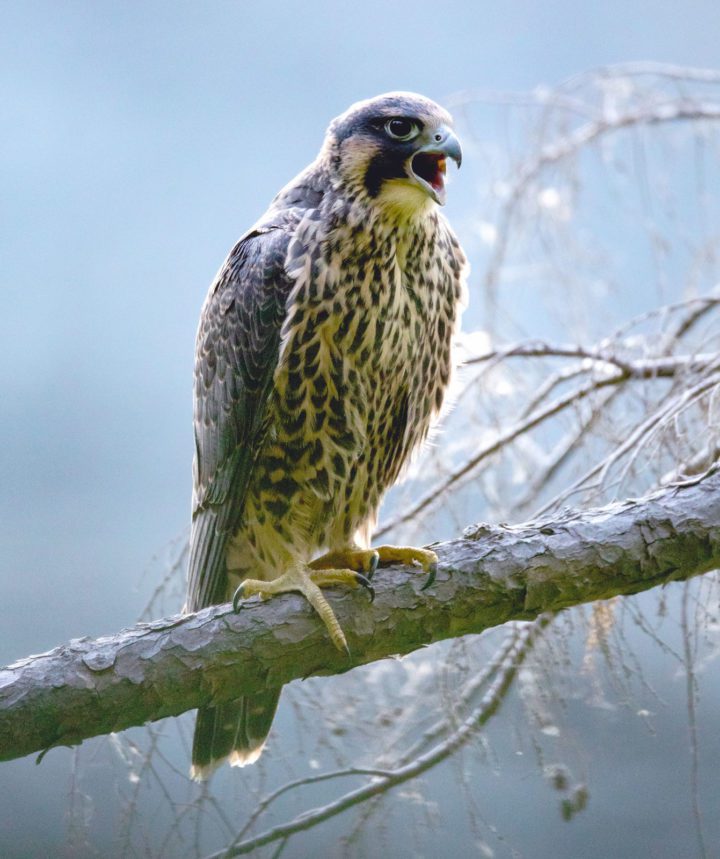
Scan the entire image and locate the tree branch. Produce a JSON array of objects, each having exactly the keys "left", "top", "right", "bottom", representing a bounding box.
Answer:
[
  {"left": 216, "top": 614, "right": 551, "bottom": 857},
  {"left": 465, "top": 342, "right": 719, "bottom": 379},
  {"left": 375, "top": 370, "right": 626, "bottom": 537},
  {"left": 1, "top": 469, "right": 719, "bottom": 763},
  {"left": 481, "top": 100, "right": 720, "bottom": 304}
]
